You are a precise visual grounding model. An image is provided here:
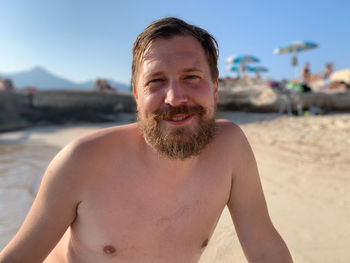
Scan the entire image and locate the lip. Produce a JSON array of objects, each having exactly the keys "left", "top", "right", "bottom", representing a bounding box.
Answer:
[{"left": 164, "top": 114, "right": 193, "bottom": 126}]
